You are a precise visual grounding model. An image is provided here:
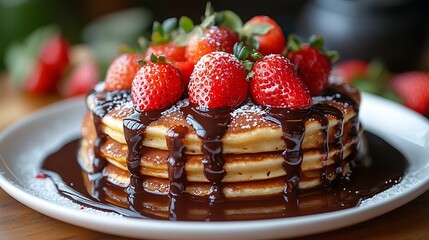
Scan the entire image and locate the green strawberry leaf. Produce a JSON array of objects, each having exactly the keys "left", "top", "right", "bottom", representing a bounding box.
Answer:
[
  {"left": 287, "top": 34, "right": 301, "bottom": 52},
  {"left": 323, "top": 50, "right": 340, "bottom": 62},
  {"left": 242, "top": 22, "right": 273, "bottom": 36},
  {"left": 179, "top": 16, "right": 194, "bottom": 33},
  {"left": 162, "top": 17, "right": 178, "bottom": 35},
  {"left": 308, "top": 34, "right": 324, "bottom": 49},
  {"left": 201, "top": 15, "right": 216, "bottom": 29},
  {"left": 218, "top": 10, "right": 243, "bottom": 32},
  {"left": 233, "top": 42, "right": 250, "bottom": 60}
]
